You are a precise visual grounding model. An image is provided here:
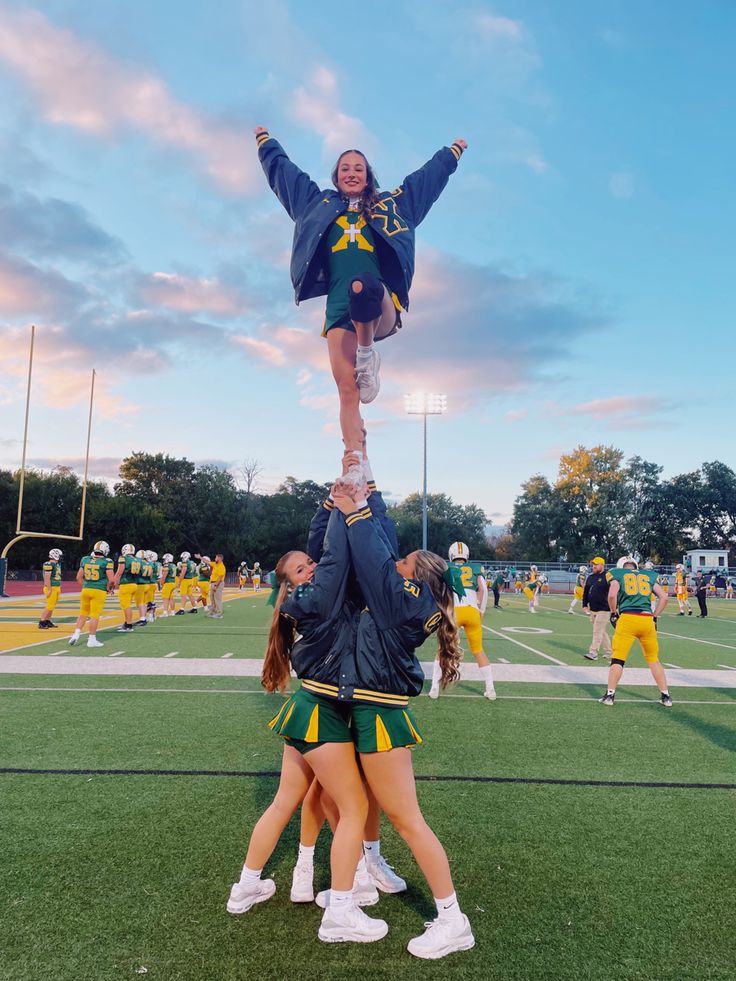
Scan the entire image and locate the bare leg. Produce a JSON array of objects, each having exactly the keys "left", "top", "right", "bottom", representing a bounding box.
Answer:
[
  {"left": 300, "top": 777, "right": 328, "bottom": 847},
  {"left": 648, "top": 660, "right": 669, "bottom": 693},
  {"left": 360, "top": 748, "right": 454, "bottom": 898},
  {"left": 244, "top": 744, "right": 313, "bottom": 869},
  {"left": 304, "top": 743, "right": 368, "bottom": 891},
  {"left": 327, "top": 327, "right": 364, "bottom": 451},
  {"left": 605, "top": 662, "right": 624, "bottom": 693}
]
